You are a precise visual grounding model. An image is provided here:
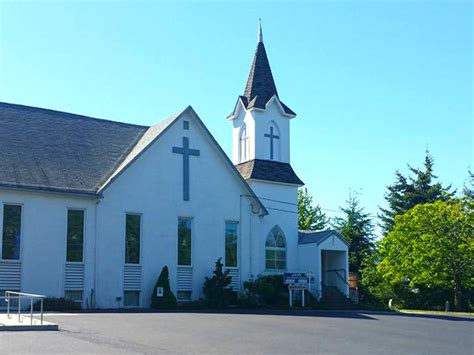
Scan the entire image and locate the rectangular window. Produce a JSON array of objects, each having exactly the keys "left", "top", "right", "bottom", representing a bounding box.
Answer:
[
  {"left": 225, "top": 222, "right": 238, "bottom": 267},
  {"left": 125, "top": 214, "right": 141, "bottom": 264},
  {"left": 177, "top": 291, "right": 192, "bottom": 301},
  {"left": 2, "top": 204, "right": 22, "bottom": 260},
  {"left": 178, "top": 217, "right": 192, "bottom": 266},
  {"left": 124, "top": 291, "right": 140, "bottom": 307},
  {"left": 64, "top": 290, "right": 83, "bottom": 303},
  {"left": 66, "top": 210, "right": 84, "bottom": 262}
]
